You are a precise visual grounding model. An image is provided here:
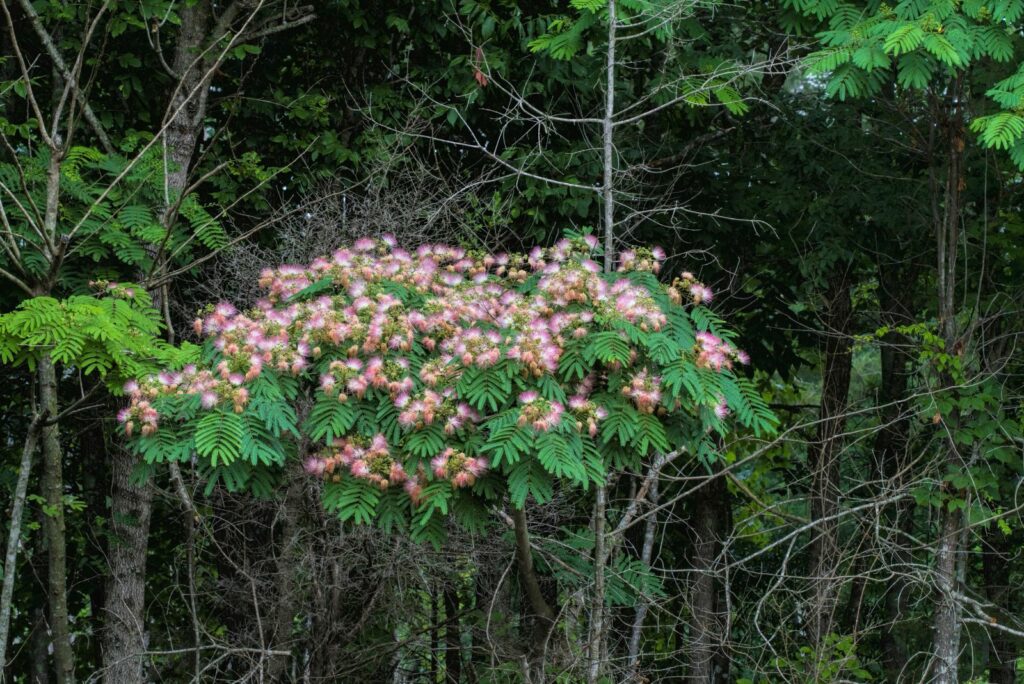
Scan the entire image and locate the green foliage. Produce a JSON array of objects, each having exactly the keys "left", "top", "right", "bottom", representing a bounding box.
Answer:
[
  {"left": 0, "top": 287, "right": 188, "bottom": 383},
  {"left": 0, "top": 145, "right": 230, "bottom": 293},
  {"left": 195, "top": 411, "right": 245, "bottom": 467},
  {"left": 790, "top": 0, "right": 1024, "bottom": 165}
]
